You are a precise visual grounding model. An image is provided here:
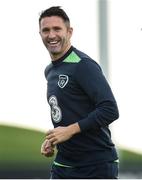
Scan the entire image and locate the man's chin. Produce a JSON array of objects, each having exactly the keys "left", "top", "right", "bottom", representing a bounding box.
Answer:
[
  {"left": 48, "top": 48, "right": 62, "bottom": 55},
  {"left": 50, "top": 51, "right": 61, "bottom": 56},
  {"left": 47, "top": 47, "right": 61, "bottom": 54}
]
